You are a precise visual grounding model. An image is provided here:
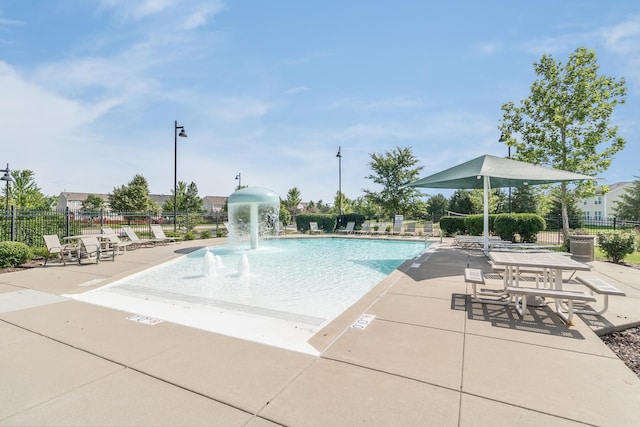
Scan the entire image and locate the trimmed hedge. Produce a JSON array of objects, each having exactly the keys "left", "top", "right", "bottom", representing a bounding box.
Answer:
[
  {"left": 439, "top": 216, "right": 466, "bottom": 236},
  {"left": 295, "top": 214, "right": 336, "bottom": 233},
  {"left": 493, "top": 213, "right": 546, "bottom": 243},
  {"left": 464, "top": 214, "right": 497, "bottom": 236}
]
